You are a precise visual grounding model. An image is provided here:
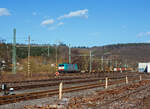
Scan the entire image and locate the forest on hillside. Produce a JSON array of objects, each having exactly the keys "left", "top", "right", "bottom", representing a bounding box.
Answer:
[{"left": 0, "top": 41, "right": 150, "bottom": 74}]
